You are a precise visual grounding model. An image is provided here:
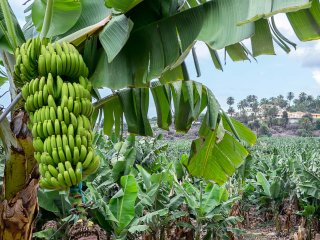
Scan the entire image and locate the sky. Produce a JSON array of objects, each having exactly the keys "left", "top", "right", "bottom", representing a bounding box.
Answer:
[{"left": 3, "top": 0, "right": 320, "bottom": 115}]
